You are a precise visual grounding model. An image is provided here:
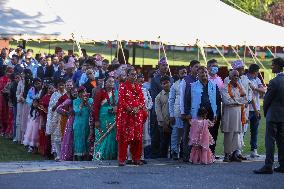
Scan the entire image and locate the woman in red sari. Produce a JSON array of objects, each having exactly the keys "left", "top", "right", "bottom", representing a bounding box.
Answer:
[
  {"left": 116, "top": 67, "right": 147, "bottom": 166},
  {"left": 0, "top": 65, "right": 10, "bottom": 135},
  {"left": 38, "top": 84, "right": 55, "bottom": 158}
]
